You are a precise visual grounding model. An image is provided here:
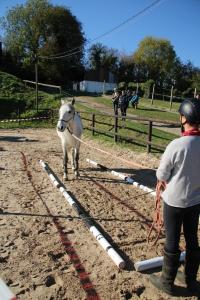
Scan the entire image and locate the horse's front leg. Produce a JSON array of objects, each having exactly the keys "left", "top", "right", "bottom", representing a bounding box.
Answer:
[
  {"left": 62, "top": 145, "right": 68, "bottom": 180},
  {"left": 73, "top": 147, "right": 80, "bottom": 179}
]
